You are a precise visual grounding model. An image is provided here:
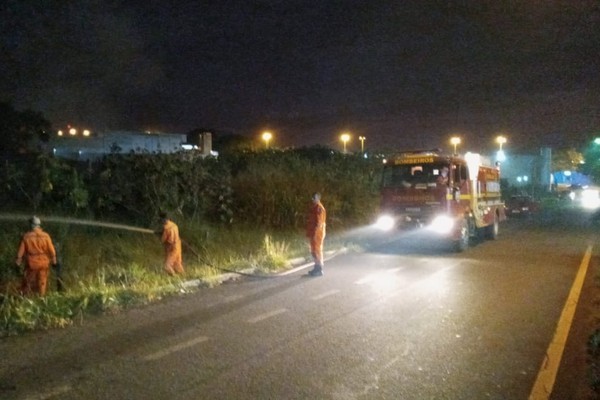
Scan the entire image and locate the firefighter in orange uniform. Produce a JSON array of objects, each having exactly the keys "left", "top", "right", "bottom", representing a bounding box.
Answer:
[
  {"left": 306, "top": 192, "right": 327, "bottom": 277},
  {"left": 15, "top": 216, "right": 57, "bottom": 296},
  {"left": 159, "top": 212, "right": 184, "bottom": 275}
]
